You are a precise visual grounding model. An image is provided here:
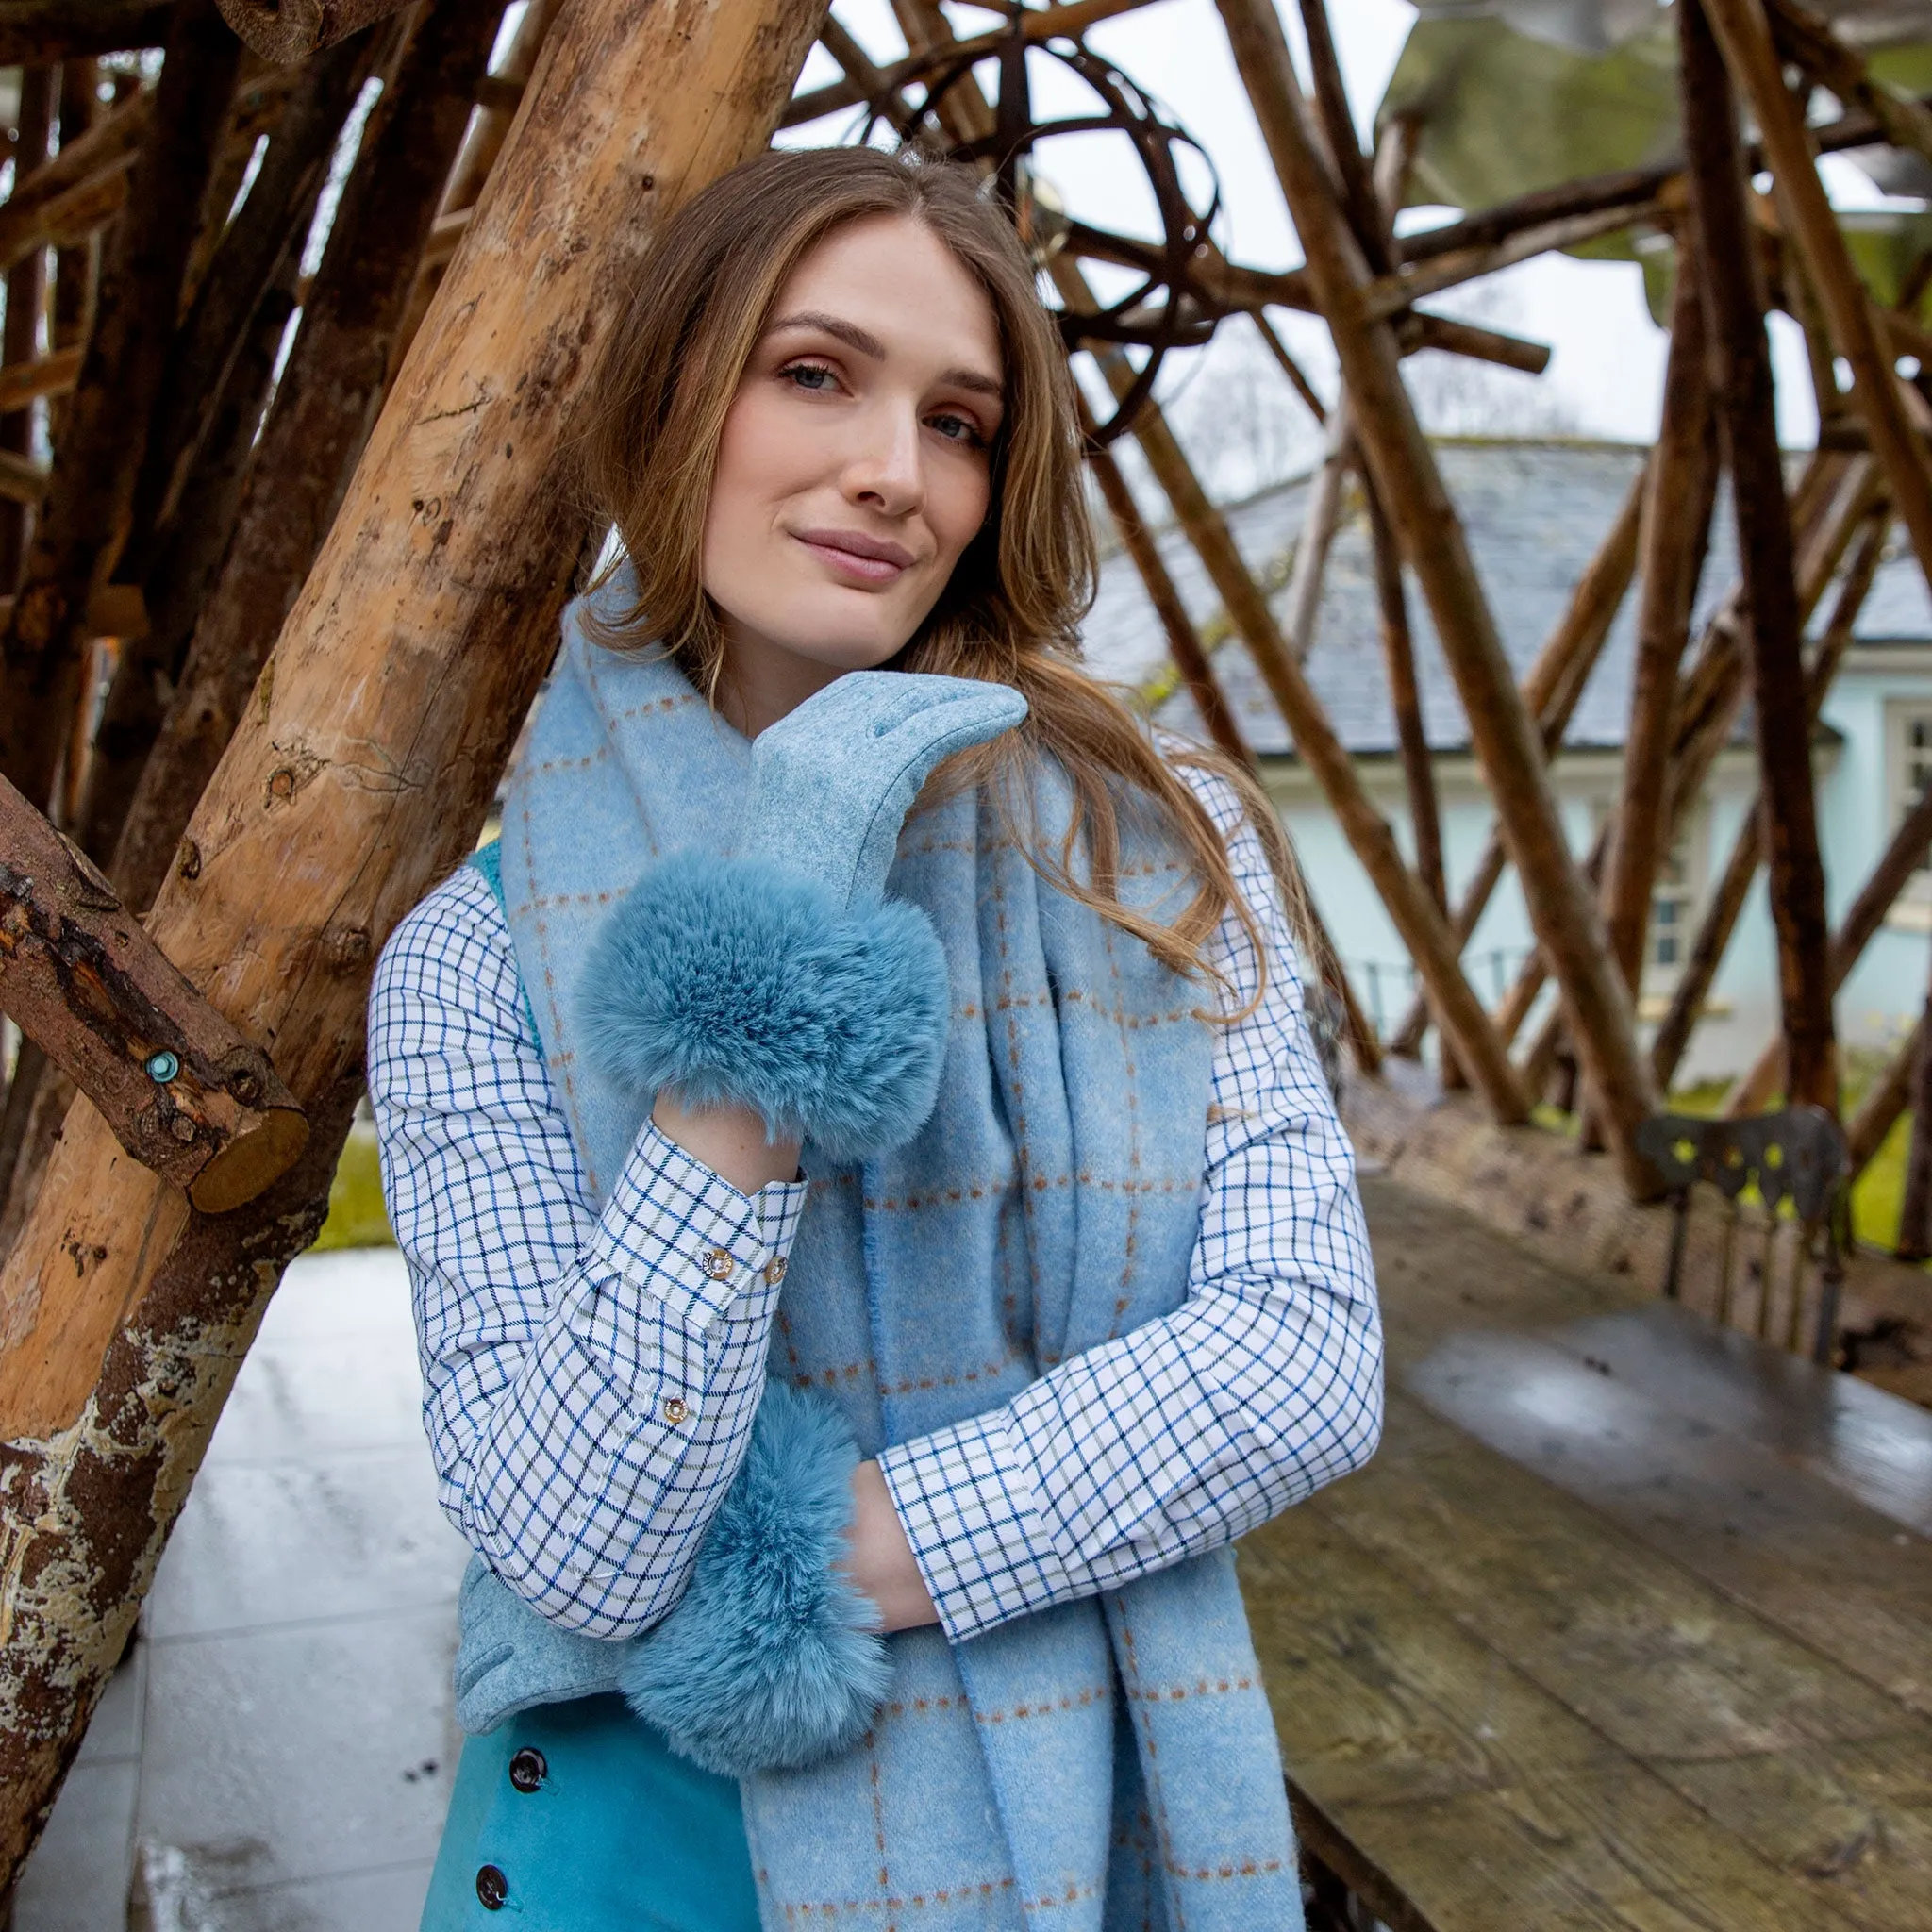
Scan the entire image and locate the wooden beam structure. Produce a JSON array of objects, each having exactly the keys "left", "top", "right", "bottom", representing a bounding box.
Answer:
[
  {"left": 1216, "top": 0, "right": 1659, "bottom": 1191},
  {"left": 1684, "top": 0, "right": 1838, "bottom": 1112},
  {"left": 1601, "top": 254, "right": 1719, "bottom": 1004},
  {"left": 0, "top": 0, "right": 828, "bottom": 1890},
  {"left": 1387, "top": 459, "right": 1650, "bottom": 1058}
]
